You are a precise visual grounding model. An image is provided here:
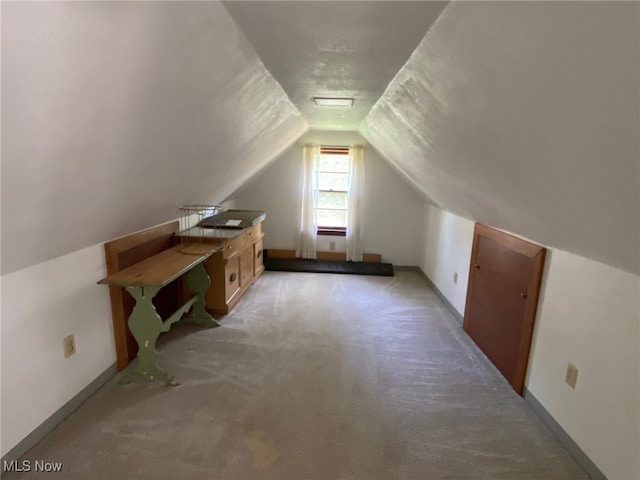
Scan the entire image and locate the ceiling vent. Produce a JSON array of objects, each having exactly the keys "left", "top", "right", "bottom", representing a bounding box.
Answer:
[{"left": 314, "top": 97, "right": 354, "bottom": 107}]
